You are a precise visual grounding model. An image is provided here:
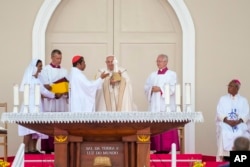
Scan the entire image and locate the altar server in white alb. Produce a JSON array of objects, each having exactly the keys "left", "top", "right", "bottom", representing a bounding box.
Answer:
[
  {"left": 39, "top": 49, "right": 68, "bottom": 112},
  {"left": 18, "top": 59, "right": 62, "bottom": 154},
  {"left": 96, "top": 55, "right": 137, "bottom": 111},
  {"left": 216, "top": 79, "right": 250, "bottom": 161},
  {"left": 39, "top": 49, "right": 68, "bottom": 154},
  {"left": 69, "top": 55, "right": 109, "bottom": 112},
  {"left": 144, "top": 54, "right": 180, "bottom": 153},
  {"left": 144, "top": 54, "right": 177, "bottom": 112}
]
